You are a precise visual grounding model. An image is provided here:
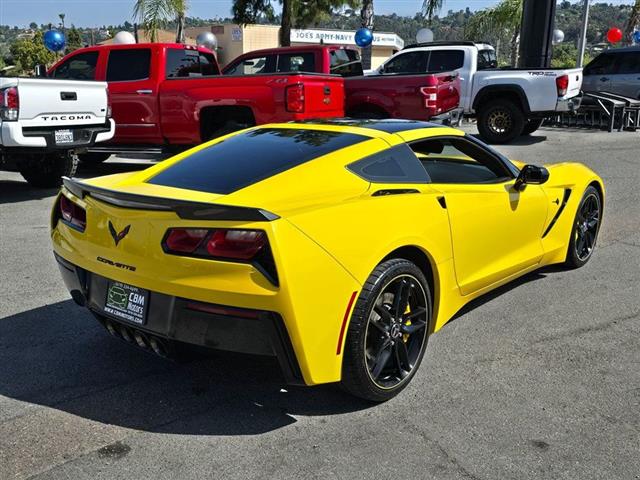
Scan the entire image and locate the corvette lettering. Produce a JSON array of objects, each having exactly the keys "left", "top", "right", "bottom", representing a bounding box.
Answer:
[
  {"left": 40, "top": 115, "right": 92, "bottom": 121},
  {"left": 97, "top": 256, "right": 137, "bottom": 271}
]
